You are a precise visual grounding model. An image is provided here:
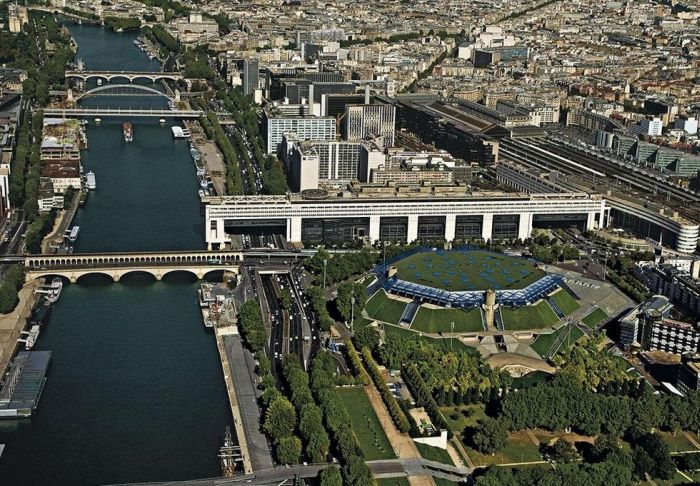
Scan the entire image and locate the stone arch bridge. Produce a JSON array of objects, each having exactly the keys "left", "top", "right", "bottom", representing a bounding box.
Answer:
[{"left": 24, "top": 250, "right": 243, "bottom": 283}]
